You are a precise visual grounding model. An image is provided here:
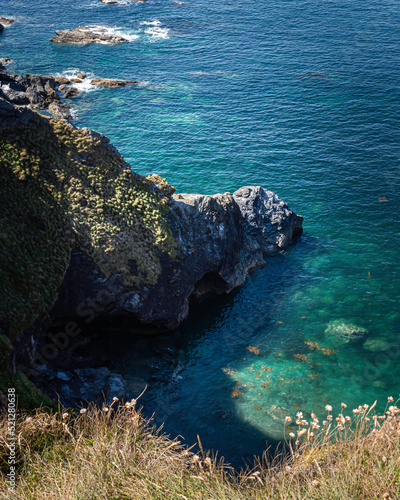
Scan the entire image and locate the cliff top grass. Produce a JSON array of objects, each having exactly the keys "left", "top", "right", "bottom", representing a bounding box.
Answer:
[
  {"left": 0, "top": 396, "right": 399, "bottom": 499},
  {"left": 0, "top": 113, "right": 176, "bottom": 340}
]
